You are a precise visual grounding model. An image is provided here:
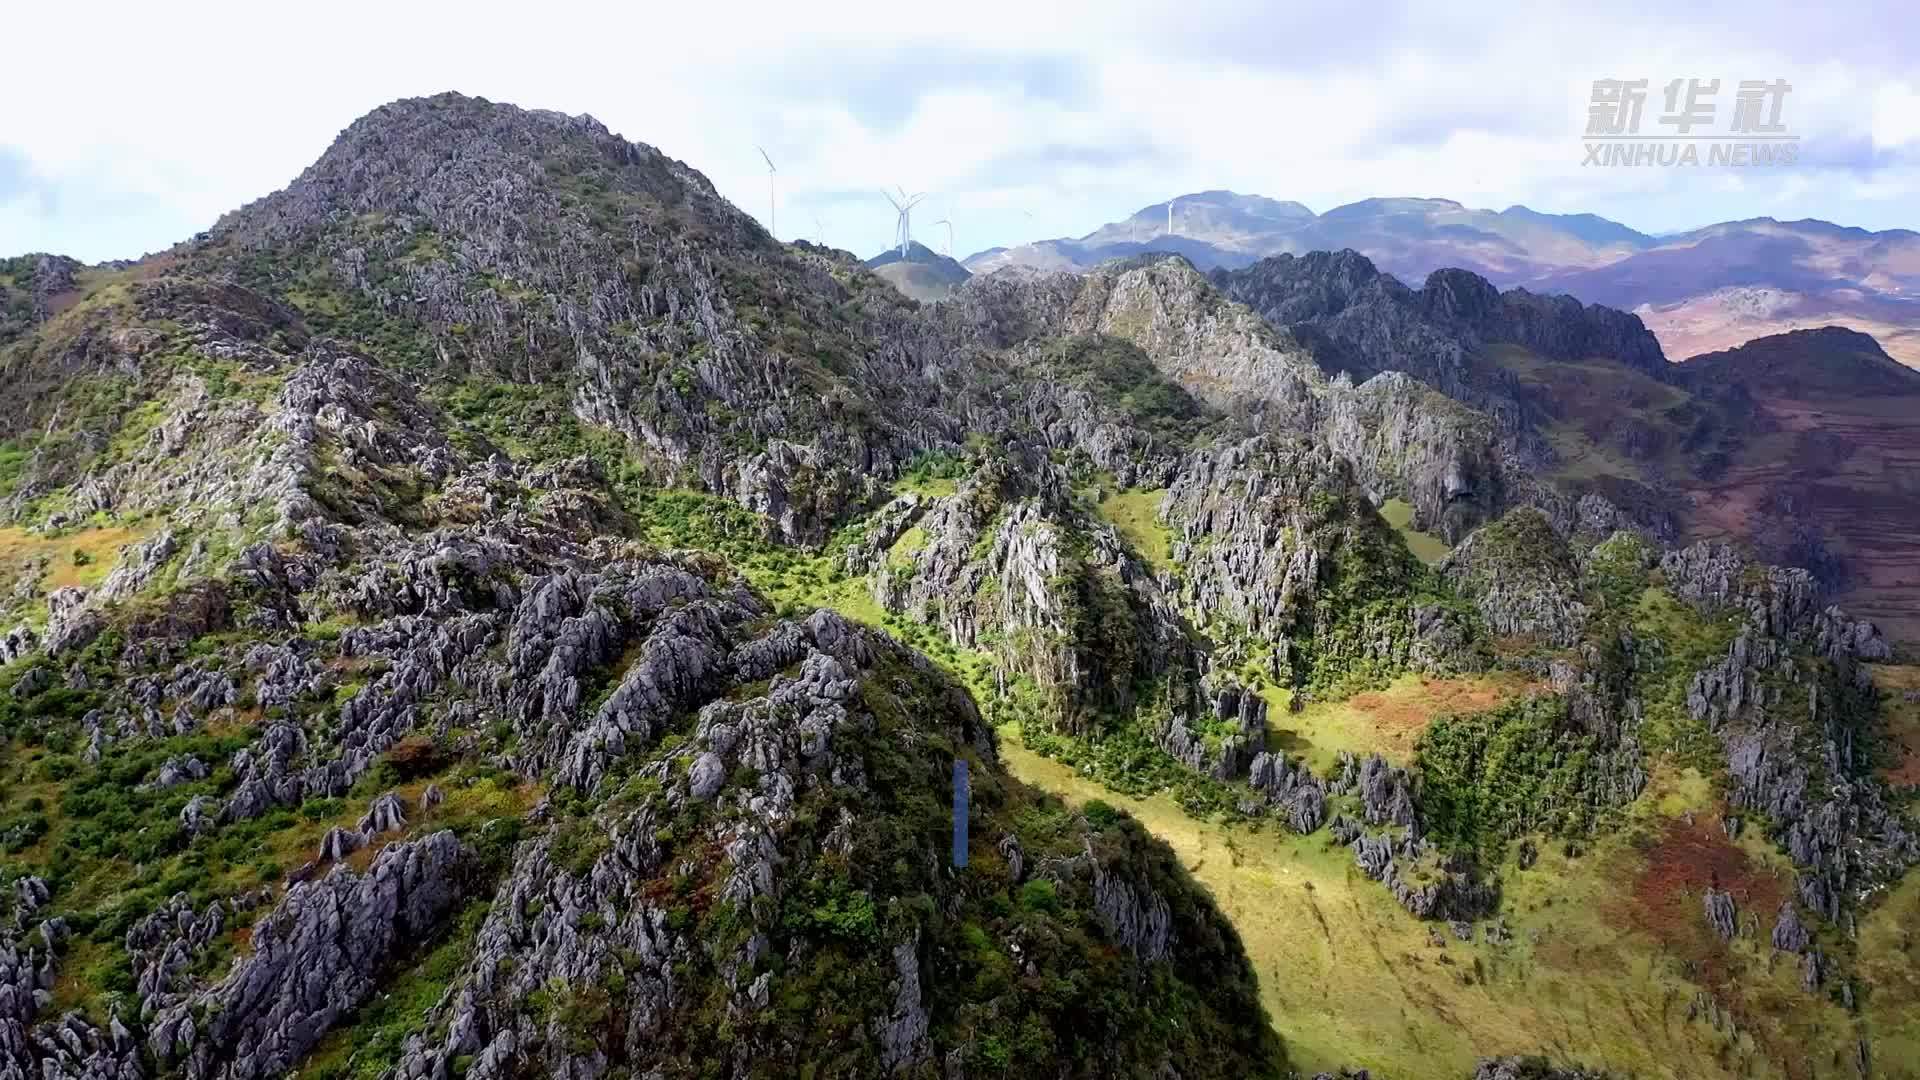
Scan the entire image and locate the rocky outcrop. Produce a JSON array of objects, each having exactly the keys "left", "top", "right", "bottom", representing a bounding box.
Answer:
[
  {"left": 1671, "top": 542, "right": 1916, "bottom": 921},
  {"left": 384, "top": 609, "right": 1279, "bottom": 1078},
  {"left": 150, "top": 832, "right": 472, "bottom": 1079},
  {"left": 1168, "top": 436, "right": 1482, "bottom": 688},
  {"left": 0, "top": 626, "right": 37, "bottom": 666},
  {"left": 1471, "top": 1058, "right": 1614, "bottom": 1080},
  {"left": 869, "top": 455, "right": 1197, "bottom": 739},
  {"left": 1246, "top": 750, "right": 1330, "bottom": 832},
  {"left": 1077, "top": 256, "right": 1509, "bottom": 542},
  {"left": 1209, "top": 250, "right": 1694, "bottom": 550},
  {"left": 1320, "top": 752, "right": 1499, "bottom": 922},
  {"left": 1213, "top": 251, "right": 1665, "bottom": 407},
  {"left": 1703, "top": 887, "right": 1738, "bottom": 942},
  {"left": 1442, "top": 509, "right": 1589, "bottom": 648},
  {"left": 1347, "top": 828, "right": 1499, "bottom": 921}
]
